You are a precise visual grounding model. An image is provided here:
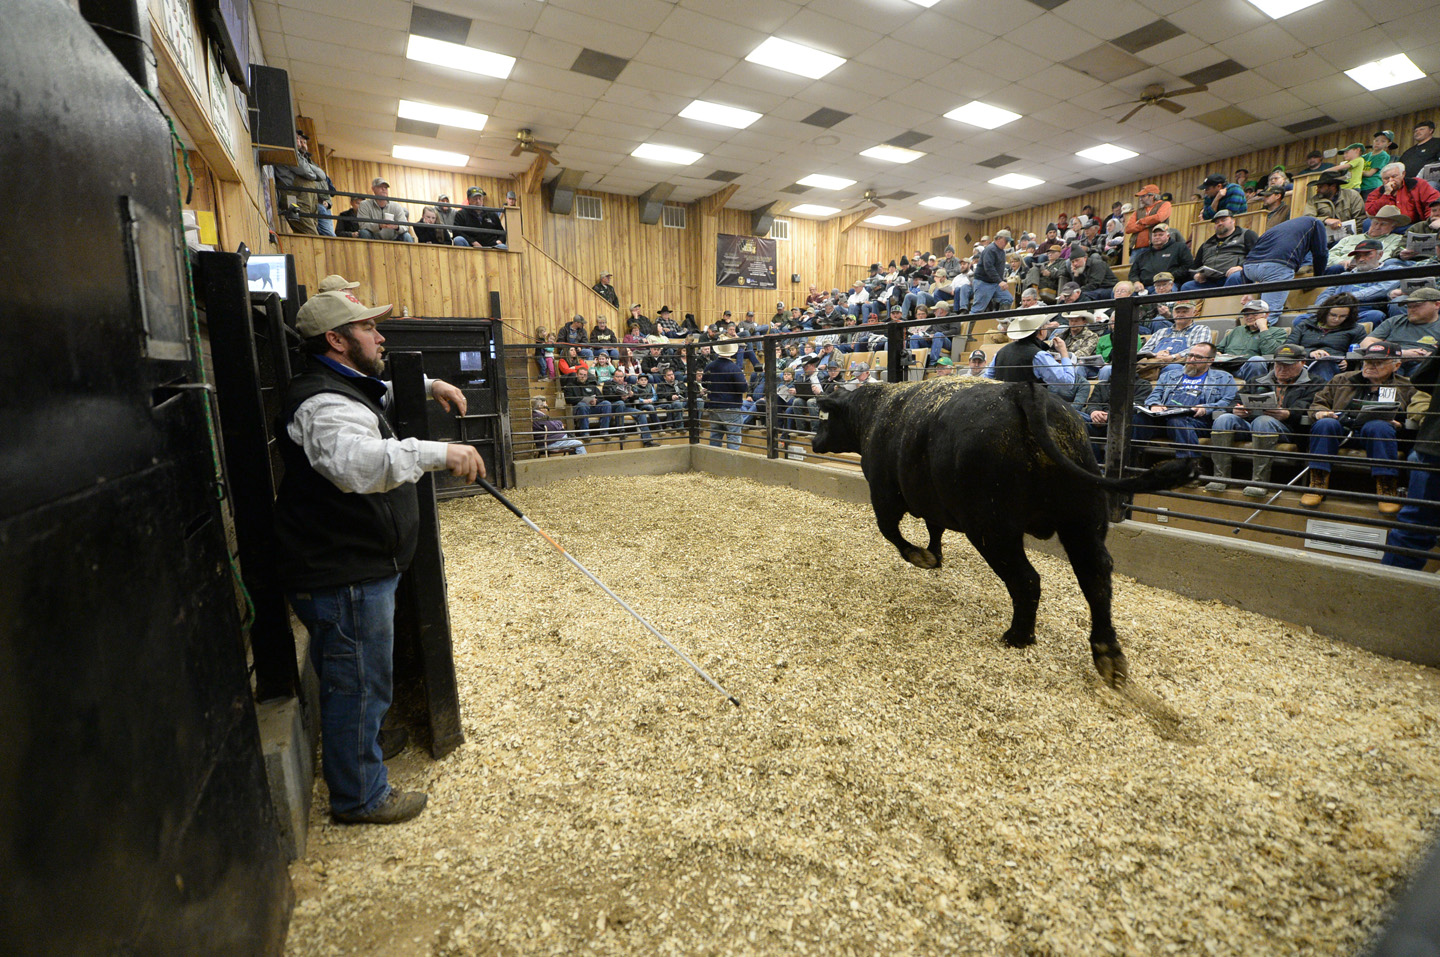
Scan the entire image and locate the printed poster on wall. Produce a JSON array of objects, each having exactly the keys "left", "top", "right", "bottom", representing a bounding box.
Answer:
[{"left": 715, "top": 233, "right": 777, "bottom": 289}]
